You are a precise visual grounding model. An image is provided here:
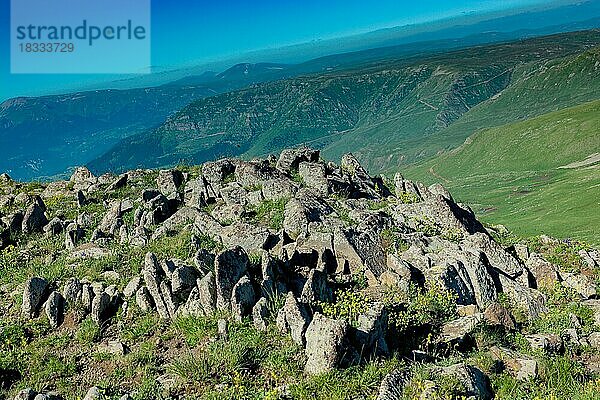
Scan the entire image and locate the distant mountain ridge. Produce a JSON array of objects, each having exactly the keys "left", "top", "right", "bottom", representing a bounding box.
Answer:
[{"left": 89, "top": 30, "right": 600, "bottom": 176}]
